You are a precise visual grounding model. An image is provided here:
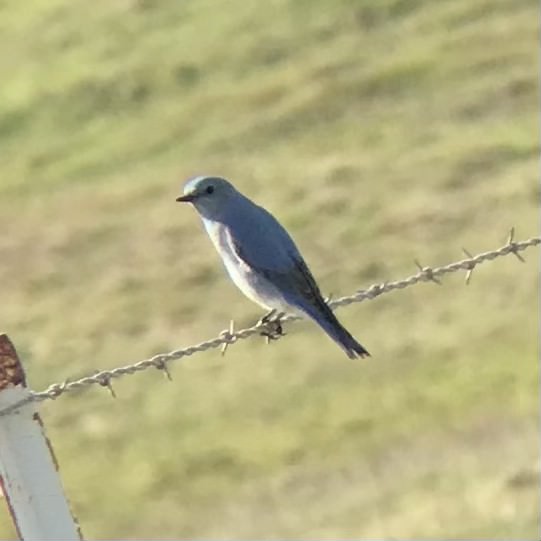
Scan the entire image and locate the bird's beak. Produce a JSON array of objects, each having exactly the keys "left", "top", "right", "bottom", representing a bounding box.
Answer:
[{"left": 176, "top": 193, "right": 195, "bottom": 203}]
